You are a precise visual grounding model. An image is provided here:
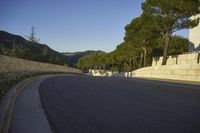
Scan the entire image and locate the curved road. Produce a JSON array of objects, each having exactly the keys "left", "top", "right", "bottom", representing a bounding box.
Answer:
[{"left": 39, "top": 75, "right": 200, "bottom": 133}]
